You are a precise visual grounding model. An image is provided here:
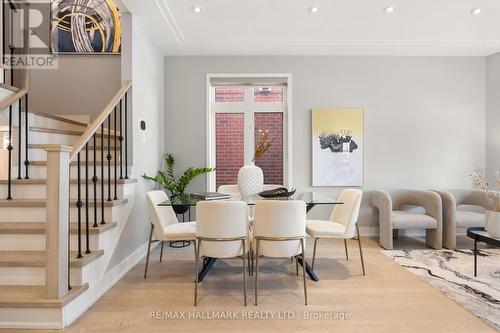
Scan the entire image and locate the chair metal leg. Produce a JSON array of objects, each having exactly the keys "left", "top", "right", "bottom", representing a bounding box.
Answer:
[
  {"left": 194, "top": 239, "right": 200, "bottom": 306},
  {"left": 300, "top": 238, "right": 308, "bottom": 305},
  {"left": 254, "top": 239, "right": 260, "bottom": 306},
  {"left": 356, "top": 224, "right": 366, "bottom": 276},
  {"left": 144, "top": 224, "right": 154, "bottom": 279},
  {"left": 247, "top": 242, "right": 252, "bottom": 277},
  {"left": 344, "top": 239, "right": 349, "bottom": 260},
  {"left": 312, "top": 238, "right": 318, "bottom": 270},
  {"left": 159, "top": 241, "right": 164, "bottom": 263},
  {"left": 242, "top": 240, "right": 247, "bottom": 306}
]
